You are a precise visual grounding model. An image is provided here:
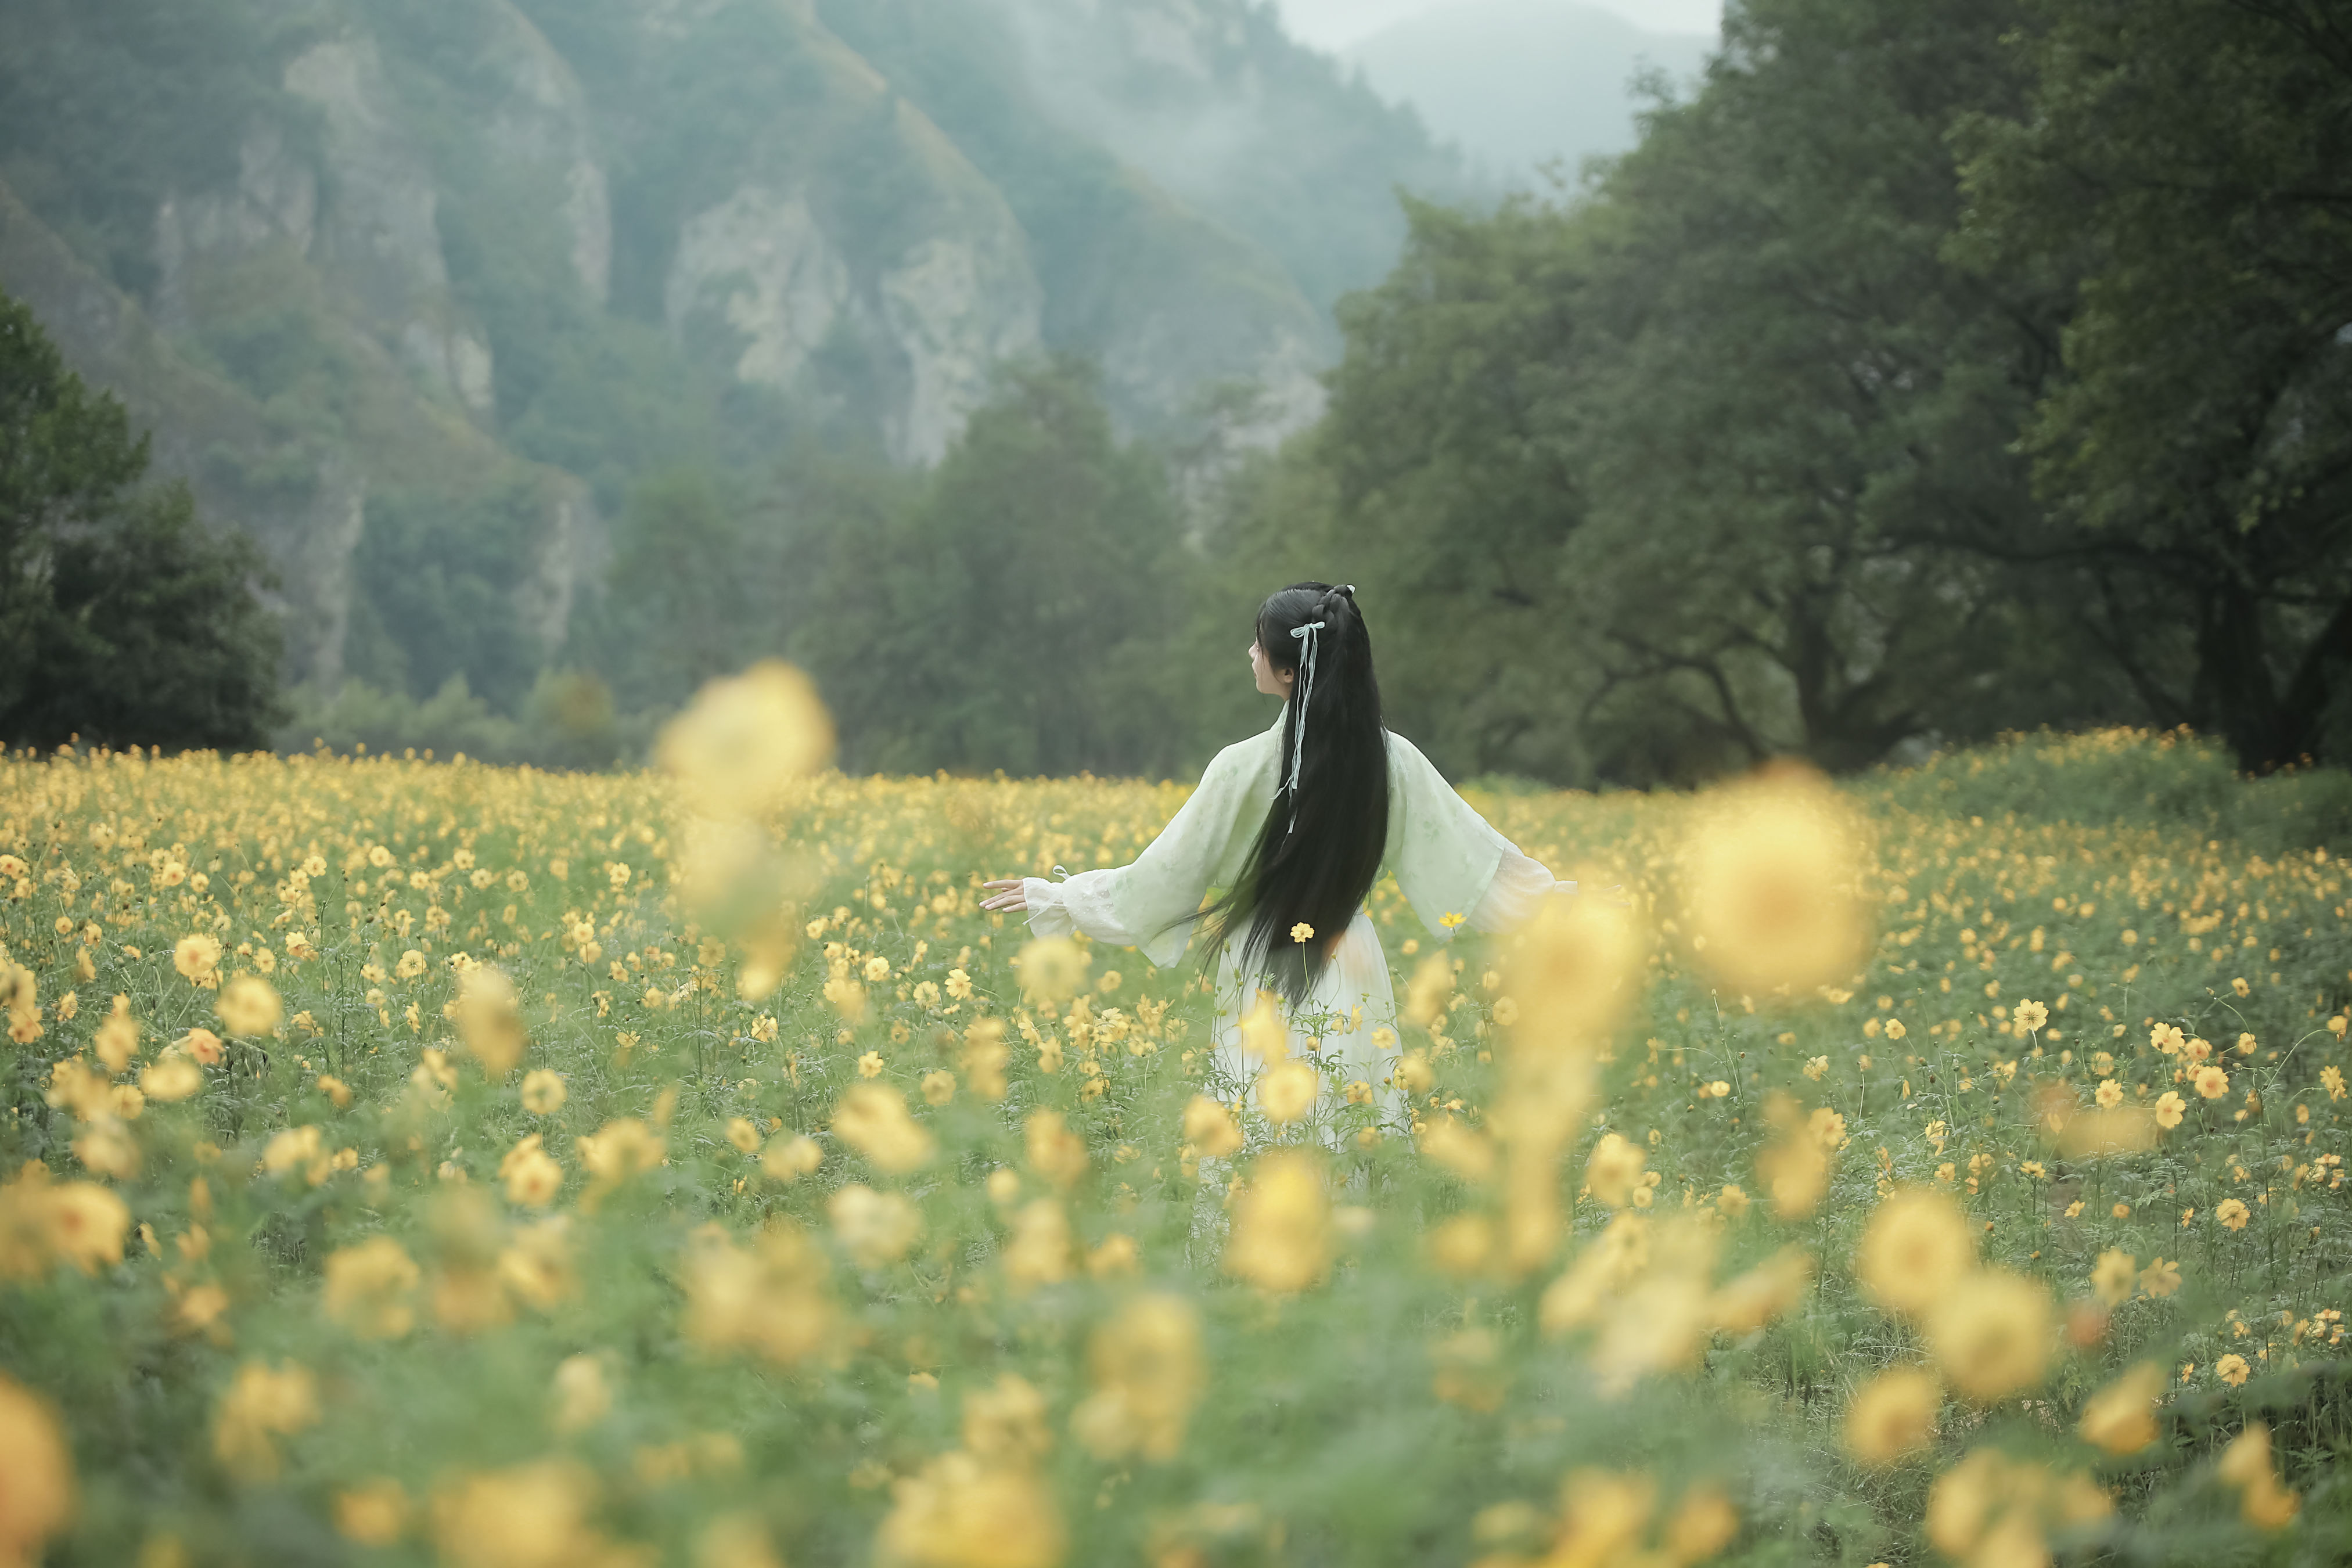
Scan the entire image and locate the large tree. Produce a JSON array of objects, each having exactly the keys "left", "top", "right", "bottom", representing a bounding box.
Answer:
[
  {"left": 790, "top": 357, "right": 1196, "bottom": 778},
  {"left": 1954, "top": 0, "right": 2352, "bottom": 769},
  {"left": 1303, "top": 0, "right": 2124, "bottom": 785},
  {"left": 0, "top": 290, "right": 282, "bottom": 750}
]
